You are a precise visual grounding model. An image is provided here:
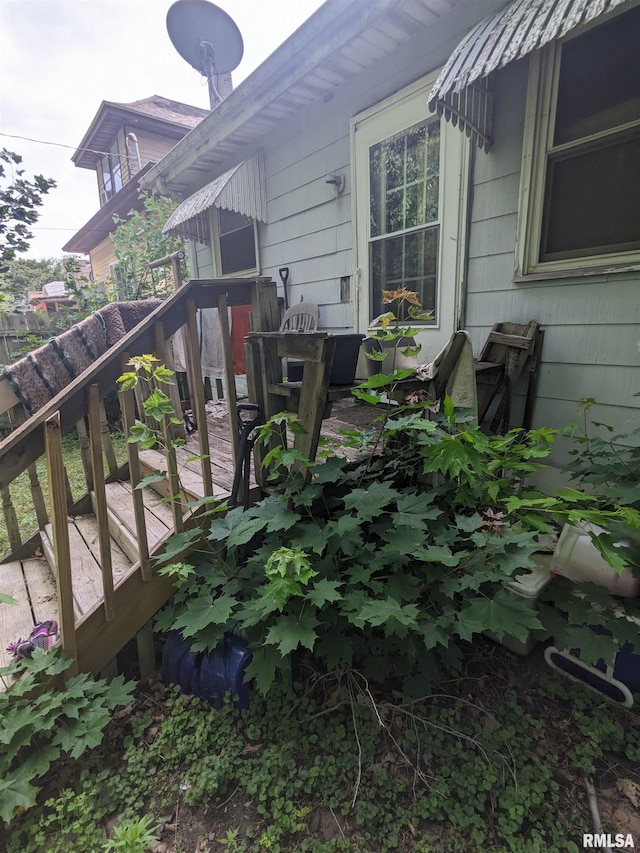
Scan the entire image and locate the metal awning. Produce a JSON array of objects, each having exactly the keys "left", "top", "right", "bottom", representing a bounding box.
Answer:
[
  {"left": 428, "top": 0, "right": 630, "bottom": 150},
  {"left": 163, "top": 150, "right": 267, "bottom": 242}
]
